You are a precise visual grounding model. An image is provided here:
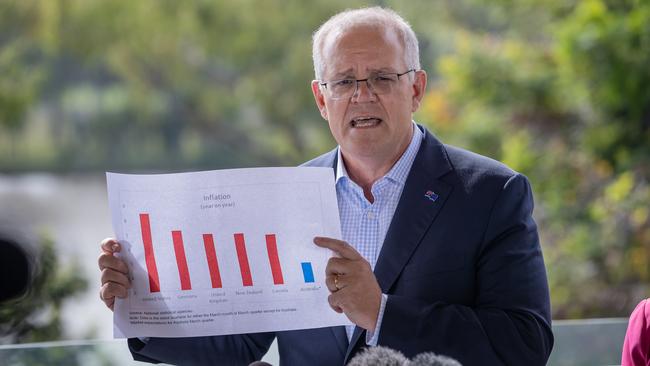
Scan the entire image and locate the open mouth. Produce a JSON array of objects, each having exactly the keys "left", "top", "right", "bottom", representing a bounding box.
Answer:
[{"left": 350, "top": 116, "right": 382, "bottom": 128}]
